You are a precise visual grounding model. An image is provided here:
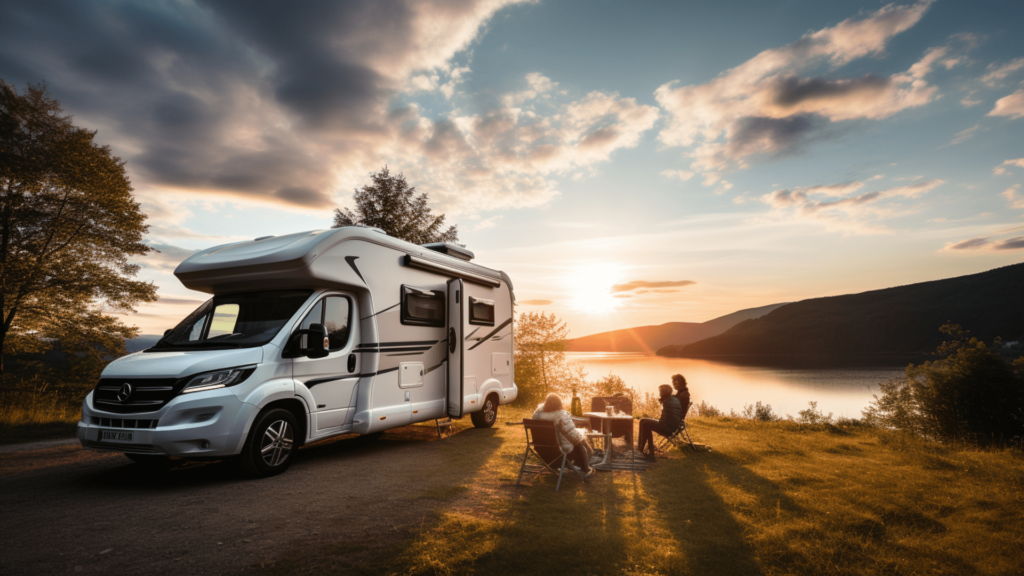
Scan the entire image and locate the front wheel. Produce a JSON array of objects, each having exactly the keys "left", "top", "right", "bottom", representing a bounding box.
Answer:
[
  {"left": 471, "top": 395, "right": 498, "bottom": 428},
  {"left": 239, "top": 408, "right": 297, "bottom": 478}
]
